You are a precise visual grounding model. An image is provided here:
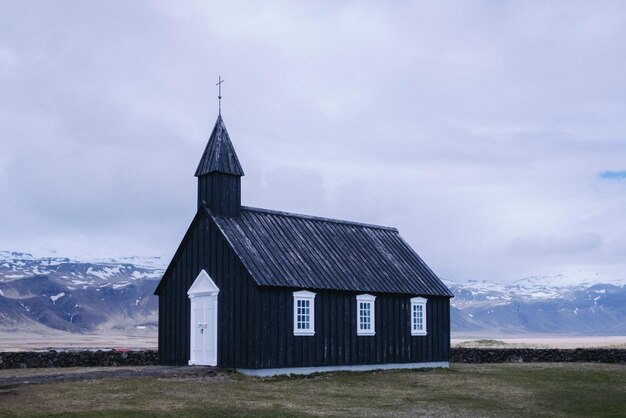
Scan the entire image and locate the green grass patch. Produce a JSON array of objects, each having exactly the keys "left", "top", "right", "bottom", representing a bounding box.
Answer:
[{"left": 0, "top": 363, "right": 624, "bottom": 417}]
